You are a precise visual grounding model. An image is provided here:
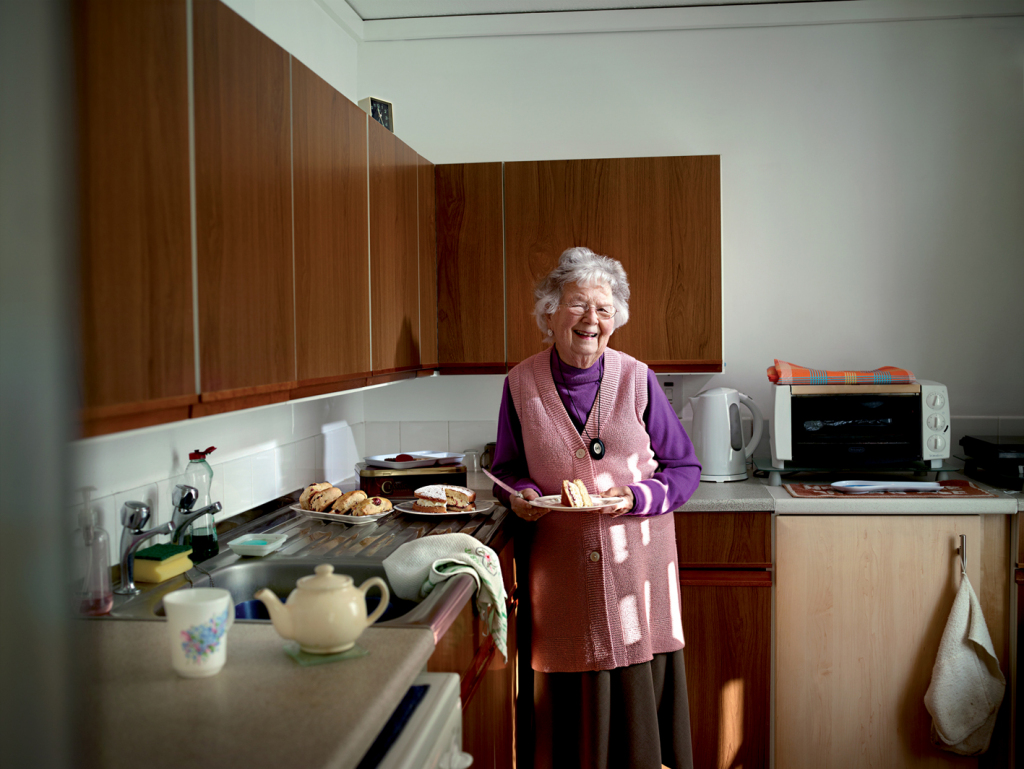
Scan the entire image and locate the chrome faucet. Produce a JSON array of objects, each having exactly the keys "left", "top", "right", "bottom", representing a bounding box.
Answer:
[
  {"left": 170, "top": 484, "right": 222, "bottom": 546},
  {"left": 115, "top": 494, "right": 223, "bottom": 595},
  {"left": 115, "top": 501, "right": 174, "bottom": 596}
]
